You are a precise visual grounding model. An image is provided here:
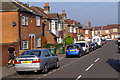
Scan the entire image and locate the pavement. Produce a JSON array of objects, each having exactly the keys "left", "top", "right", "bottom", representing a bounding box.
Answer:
[{"left": 1, "top": 53, "right": 65, "bottom": 79}]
